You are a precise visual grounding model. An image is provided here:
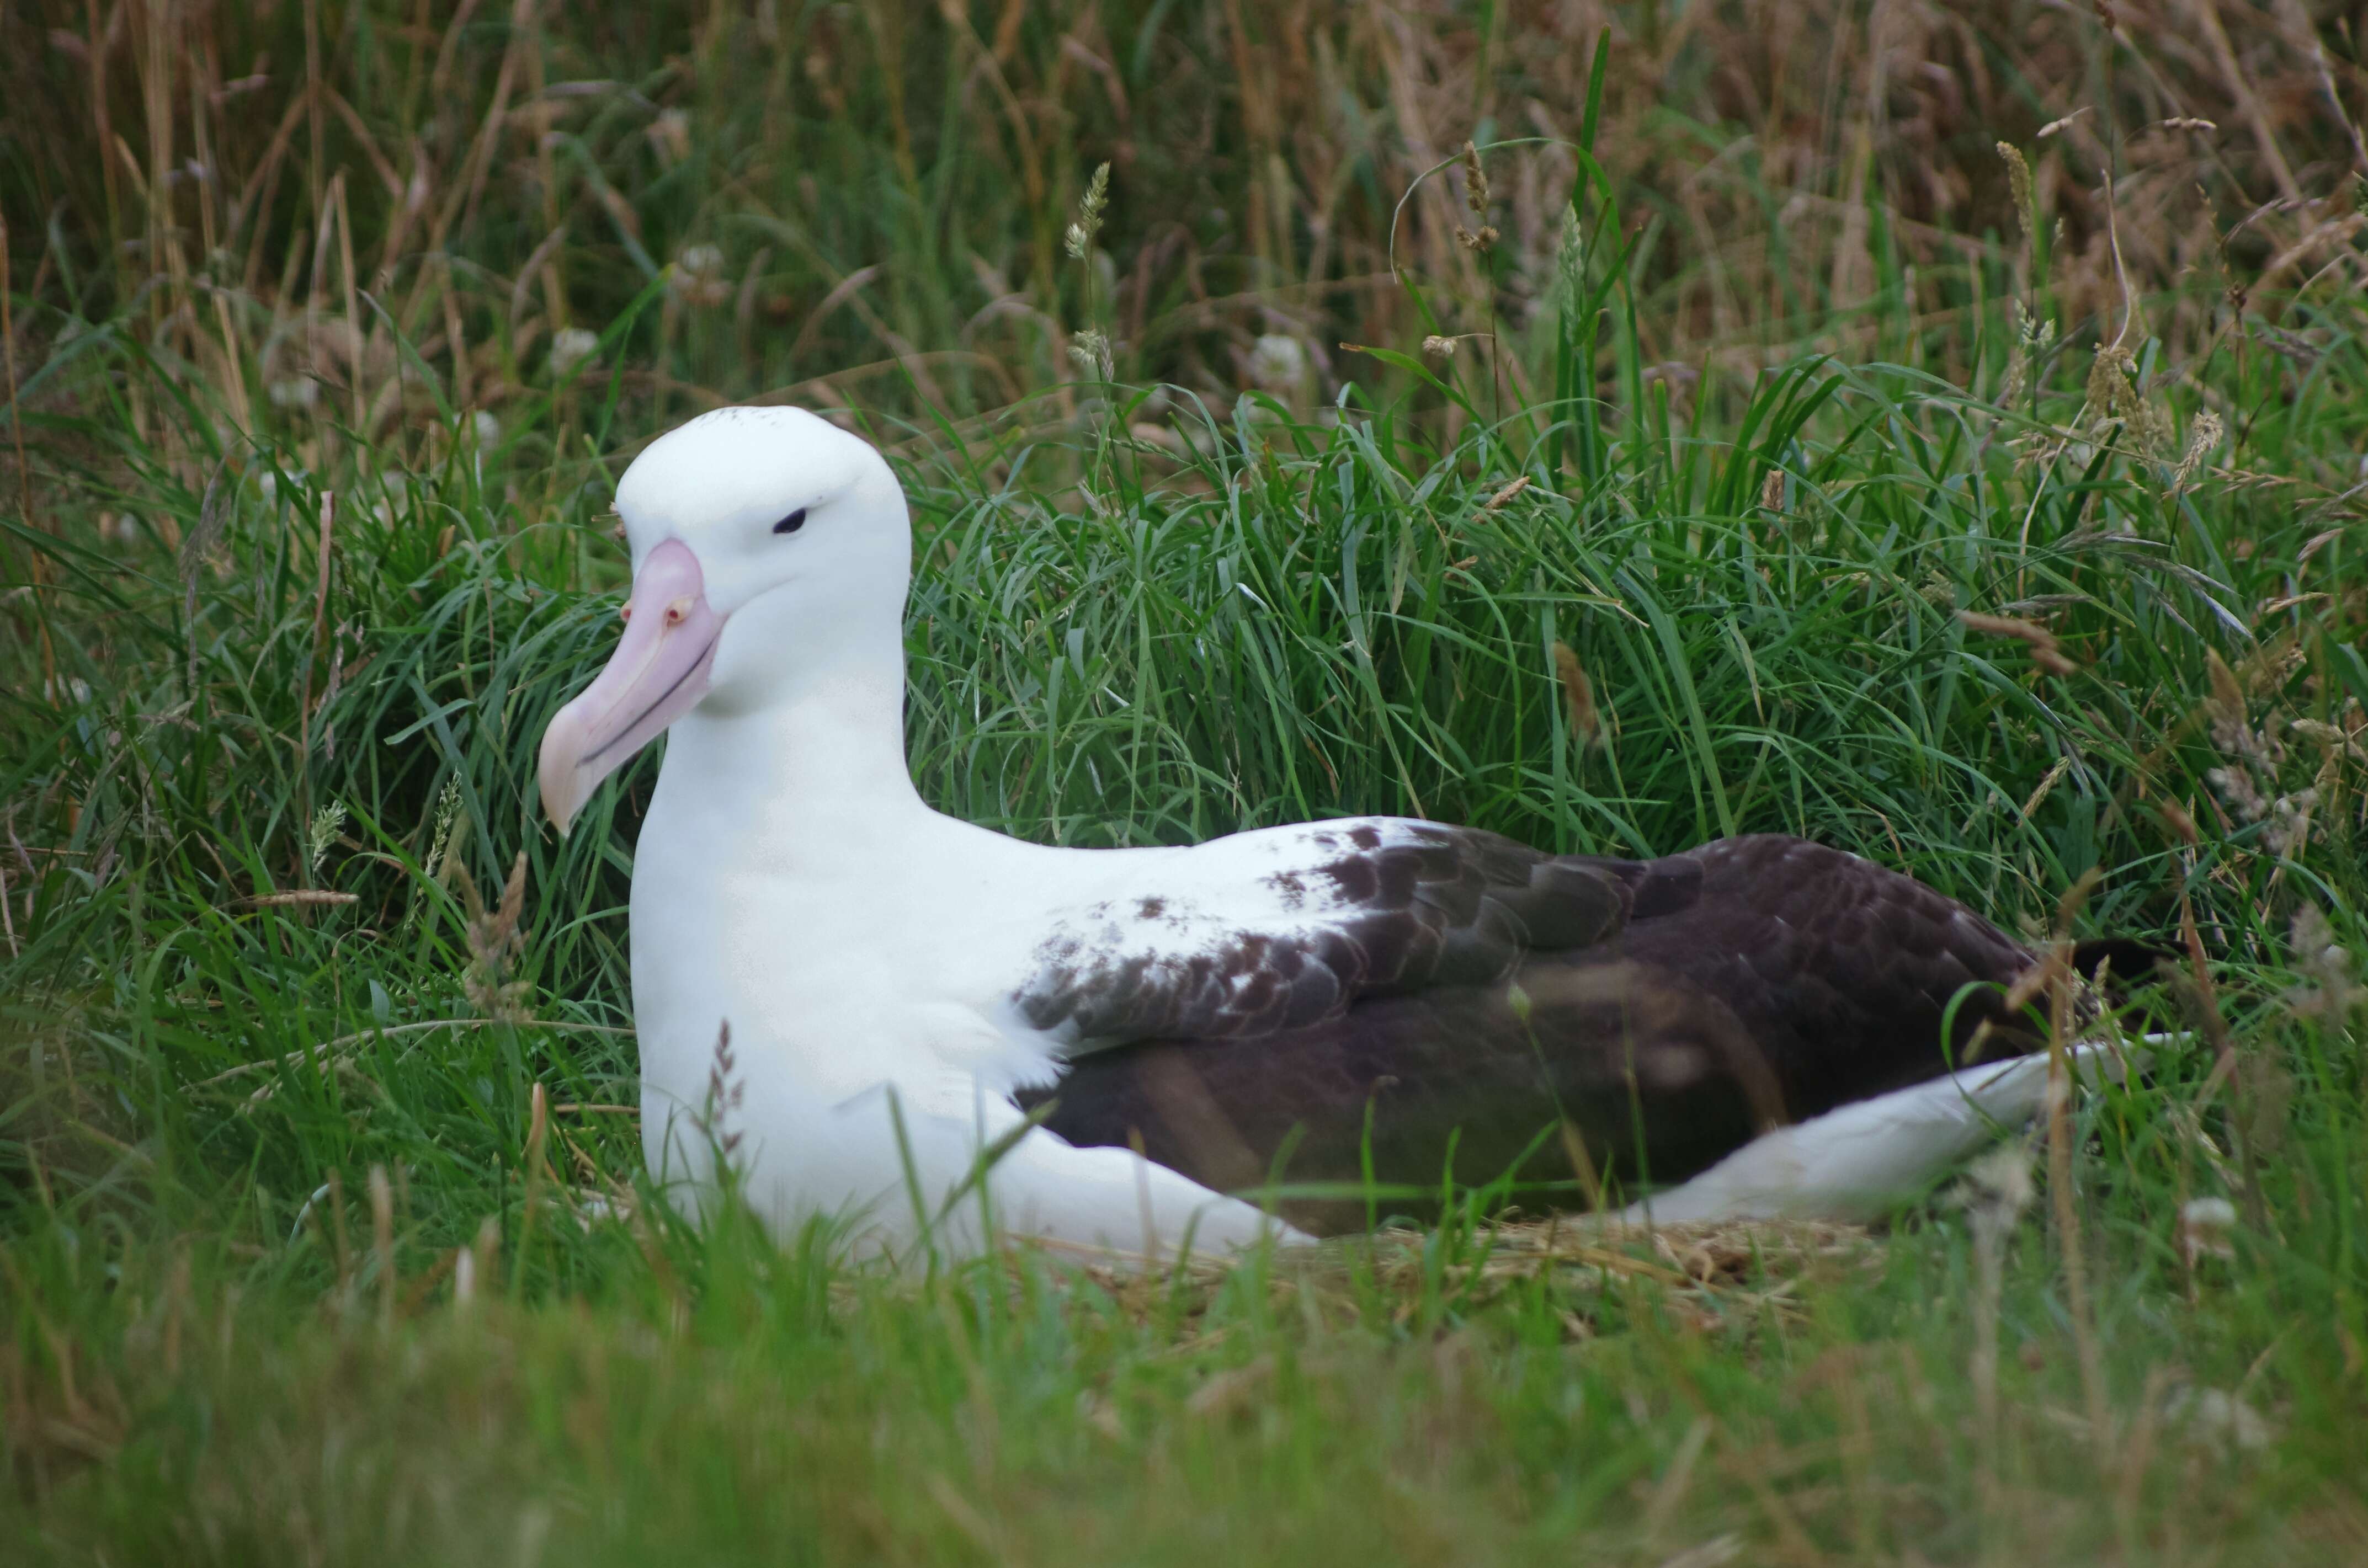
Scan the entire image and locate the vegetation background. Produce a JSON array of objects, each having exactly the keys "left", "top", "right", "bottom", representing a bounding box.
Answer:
[{"left": 3, "top": 0, "right": 2366, "bottom": 1561}]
